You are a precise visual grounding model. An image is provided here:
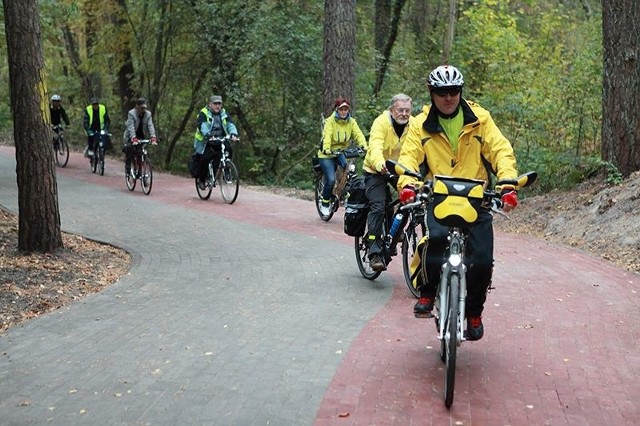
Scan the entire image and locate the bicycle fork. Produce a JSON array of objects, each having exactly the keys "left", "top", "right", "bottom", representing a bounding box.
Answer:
[{"left": 435, "top": 233, "right": 467, "bottom": 345}]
